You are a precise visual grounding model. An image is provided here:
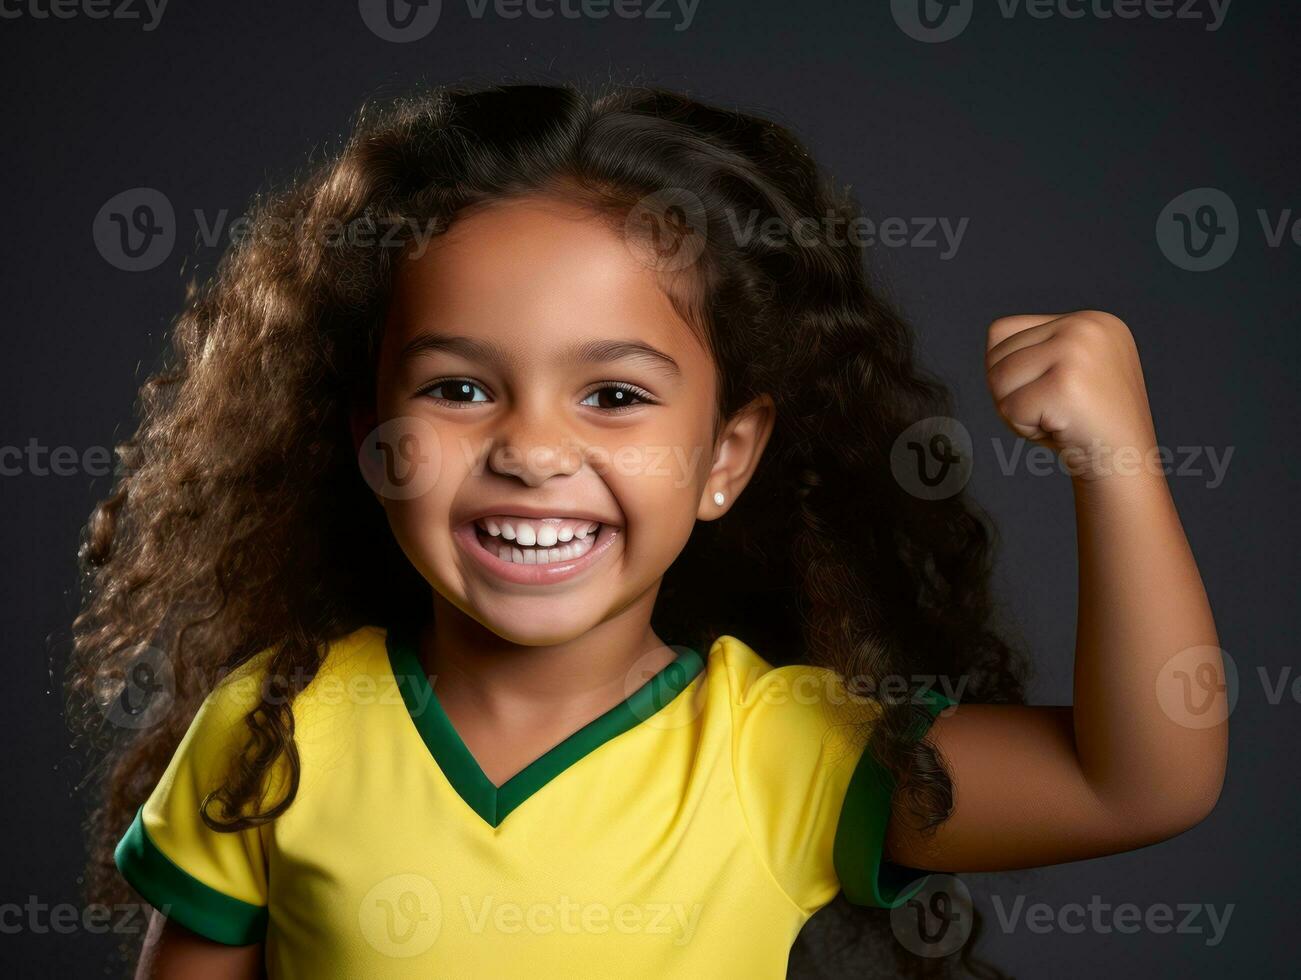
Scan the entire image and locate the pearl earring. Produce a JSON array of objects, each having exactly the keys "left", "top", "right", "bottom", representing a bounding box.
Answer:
[{"left": 713, "top": 491, "right": 725, "bottom": 506}]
